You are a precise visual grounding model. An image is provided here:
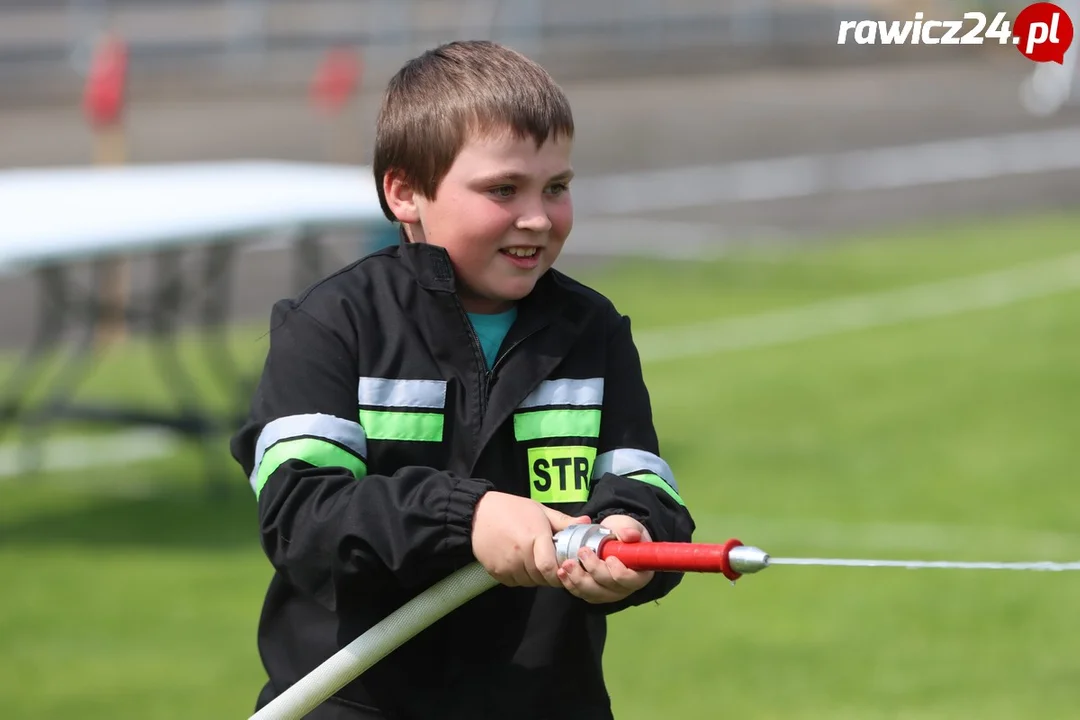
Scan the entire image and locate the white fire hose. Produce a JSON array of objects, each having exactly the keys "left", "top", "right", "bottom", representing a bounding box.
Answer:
[
  {"left": 248, "top": 561, "right": 499, "bottom": 720},
  {"left": 247, "top": 526, "right": 769, "bottom": 720}
]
